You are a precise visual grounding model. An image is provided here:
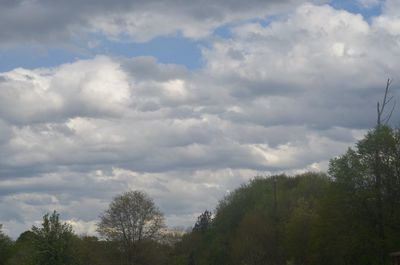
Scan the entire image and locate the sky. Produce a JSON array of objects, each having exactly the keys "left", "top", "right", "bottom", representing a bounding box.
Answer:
[{"left": 0, "top": 0, "right": 400, "bottom": 238}]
